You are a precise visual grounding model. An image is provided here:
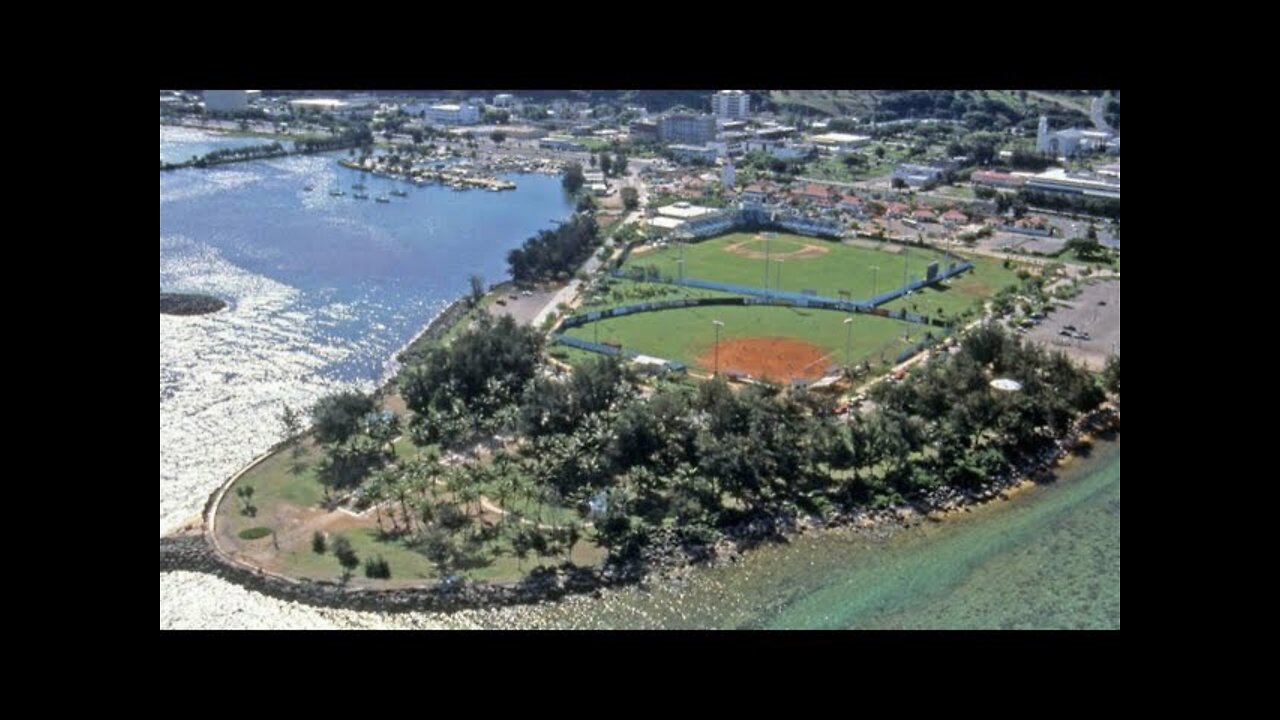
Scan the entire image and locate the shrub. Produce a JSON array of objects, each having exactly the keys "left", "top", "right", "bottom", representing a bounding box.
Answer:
[
  {"left": 238, "top": 527, "right": 272, "bottom": 540},
  {"left": 364, "top": 555, "right": 392, "bottom": 579},
  {"left": 312, "top": 531, "right": 327, "bottom": 554}
]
